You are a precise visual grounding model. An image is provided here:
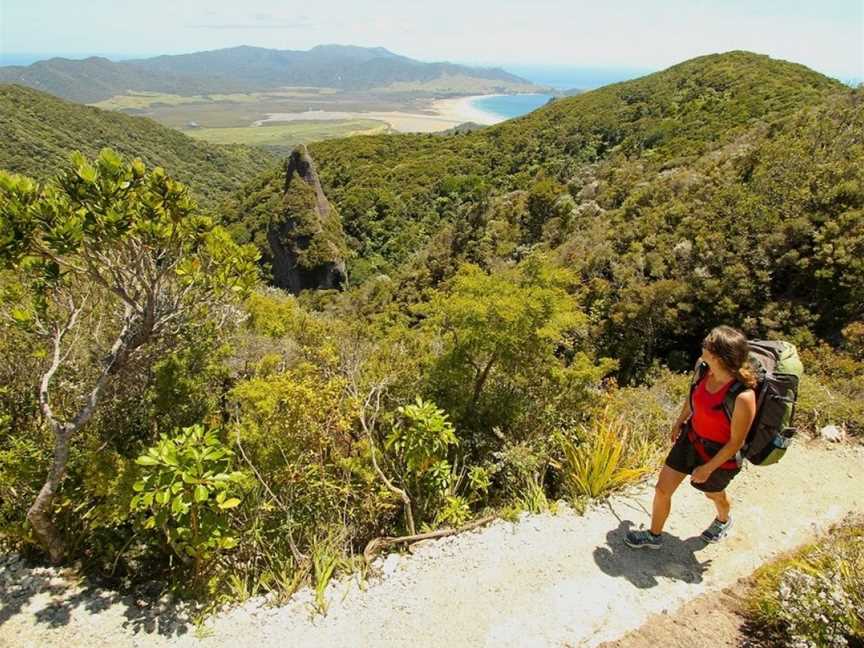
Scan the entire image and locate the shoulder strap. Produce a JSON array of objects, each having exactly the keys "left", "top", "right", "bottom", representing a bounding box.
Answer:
[
  {"left": 719, "top": 381, "right": 745, "bottom": 421},
  {"left": 689, "top": 361, "right": 708, "bottom": 416}
]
